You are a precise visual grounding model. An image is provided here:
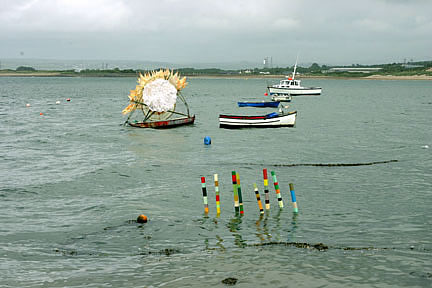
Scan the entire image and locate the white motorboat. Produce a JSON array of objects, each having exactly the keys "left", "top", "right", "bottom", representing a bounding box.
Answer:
[
  {"left": 268, "top": 78, "right": 322, "bottom": 96},
  {"left": 267, "top": 58, "right": 322, "bottom": 96}
]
